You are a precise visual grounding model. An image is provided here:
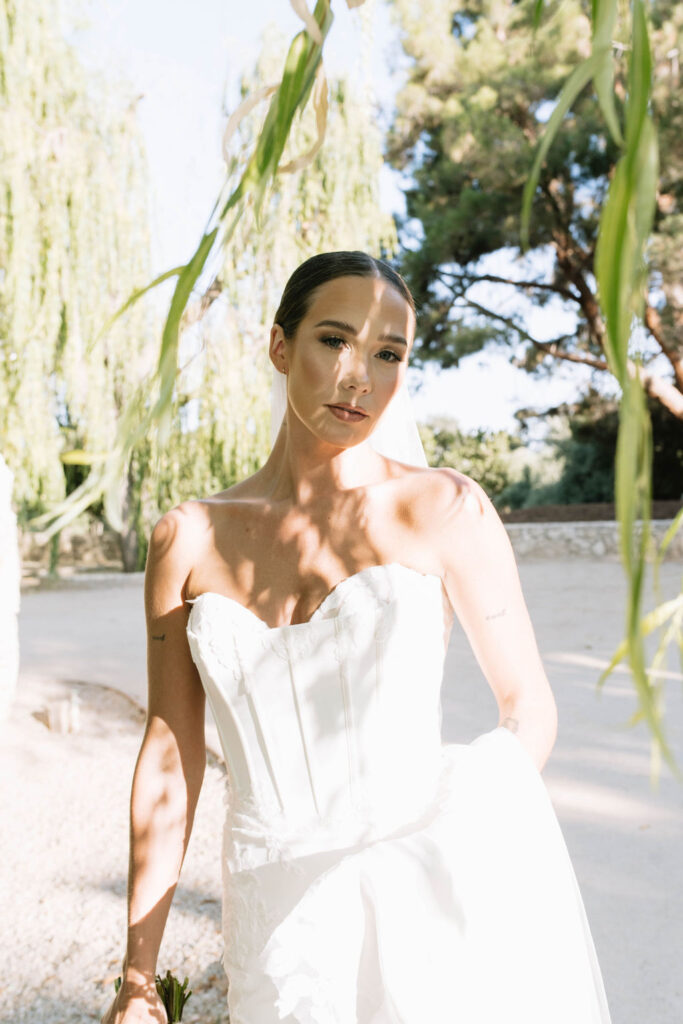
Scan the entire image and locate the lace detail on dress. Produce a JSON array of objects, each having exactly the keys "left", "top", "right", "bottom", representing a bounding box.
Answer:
[
  {"left": 278, "top": 625, "right": 321, "bottom": 663},
  {"left": 186, "top": 601, "right": 245, "bottom": 688},
  {"left": 223, "top": 868, "right": 278, "bottom": 971}
]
